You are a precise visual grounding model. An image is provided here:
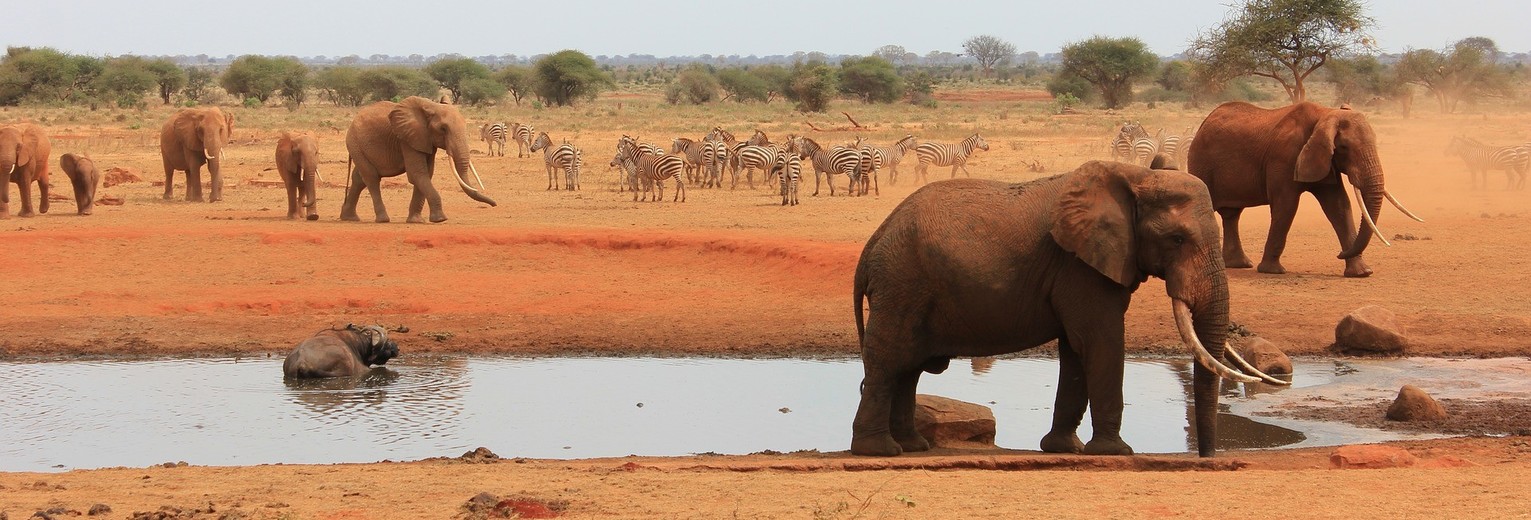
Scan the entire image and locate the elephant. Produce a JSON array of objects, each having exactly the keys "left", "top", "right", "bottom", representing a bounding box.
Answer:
[
  {"left": 1, "top": 123, "right": 53, "bottom": 218},
  {"left": 275, "top": 132, "right": 320, "bottom": 220},
  {"left": 282, "top": 324, "right": 400, "bottom": 379},
  {"left": 341, "top": 96, "right": 497, "bottom": 223},
  {"left": 159, "top": 107, "right": 234, "bottom": 202},
  {"left": 58, "top": 153, "right": 101, "bottom": 215},
  {"left": 850, "top": 160, "right": 1285, "bottom": 458},
  {"left": 1186, "top": 102, "right": 1422, "bottom": 278}
]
